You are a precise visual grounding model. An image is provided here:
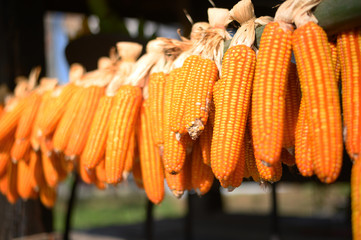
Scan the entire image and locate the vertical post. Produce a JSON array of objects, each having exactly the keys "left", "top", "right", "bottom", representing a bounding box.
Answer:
[
  {"left": 185, "top": 193, "right": 193, "bottom": 240},
  {"left": 270, "top": 183, "right": 281, "bottom": 240},
  {"left": 145, "top": 199, "right": 154, "bottom": 240},
  {"left": 64, "top": 173, "right": 79, "bottom": 240}
]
